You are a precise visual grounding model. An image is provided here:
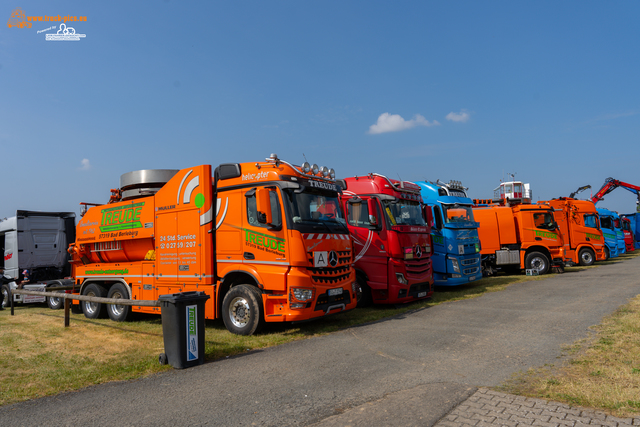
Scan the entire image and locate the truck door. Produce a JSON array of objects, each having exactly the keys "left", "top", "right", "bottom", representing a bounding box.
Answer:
[
  {"left": 430, "top": 205, "right": 447, "bottom": 274},
  {"left": 242, "top": 187, "right": 288, "bottom": 291},
  {"left": 346, "top": 197, "right": 387, "bottom": 290}
]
